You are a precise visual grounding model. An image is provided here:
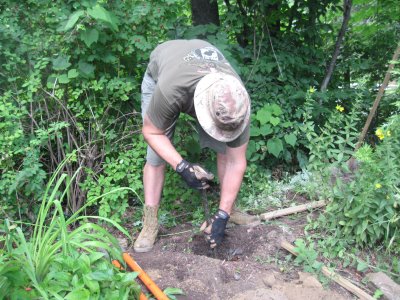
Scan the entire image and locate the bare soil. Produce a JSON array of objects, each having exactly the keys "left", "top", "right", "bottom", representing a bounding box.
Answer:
[{"left": 124, "top": 209, "right": 358, "bottom": 300}]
